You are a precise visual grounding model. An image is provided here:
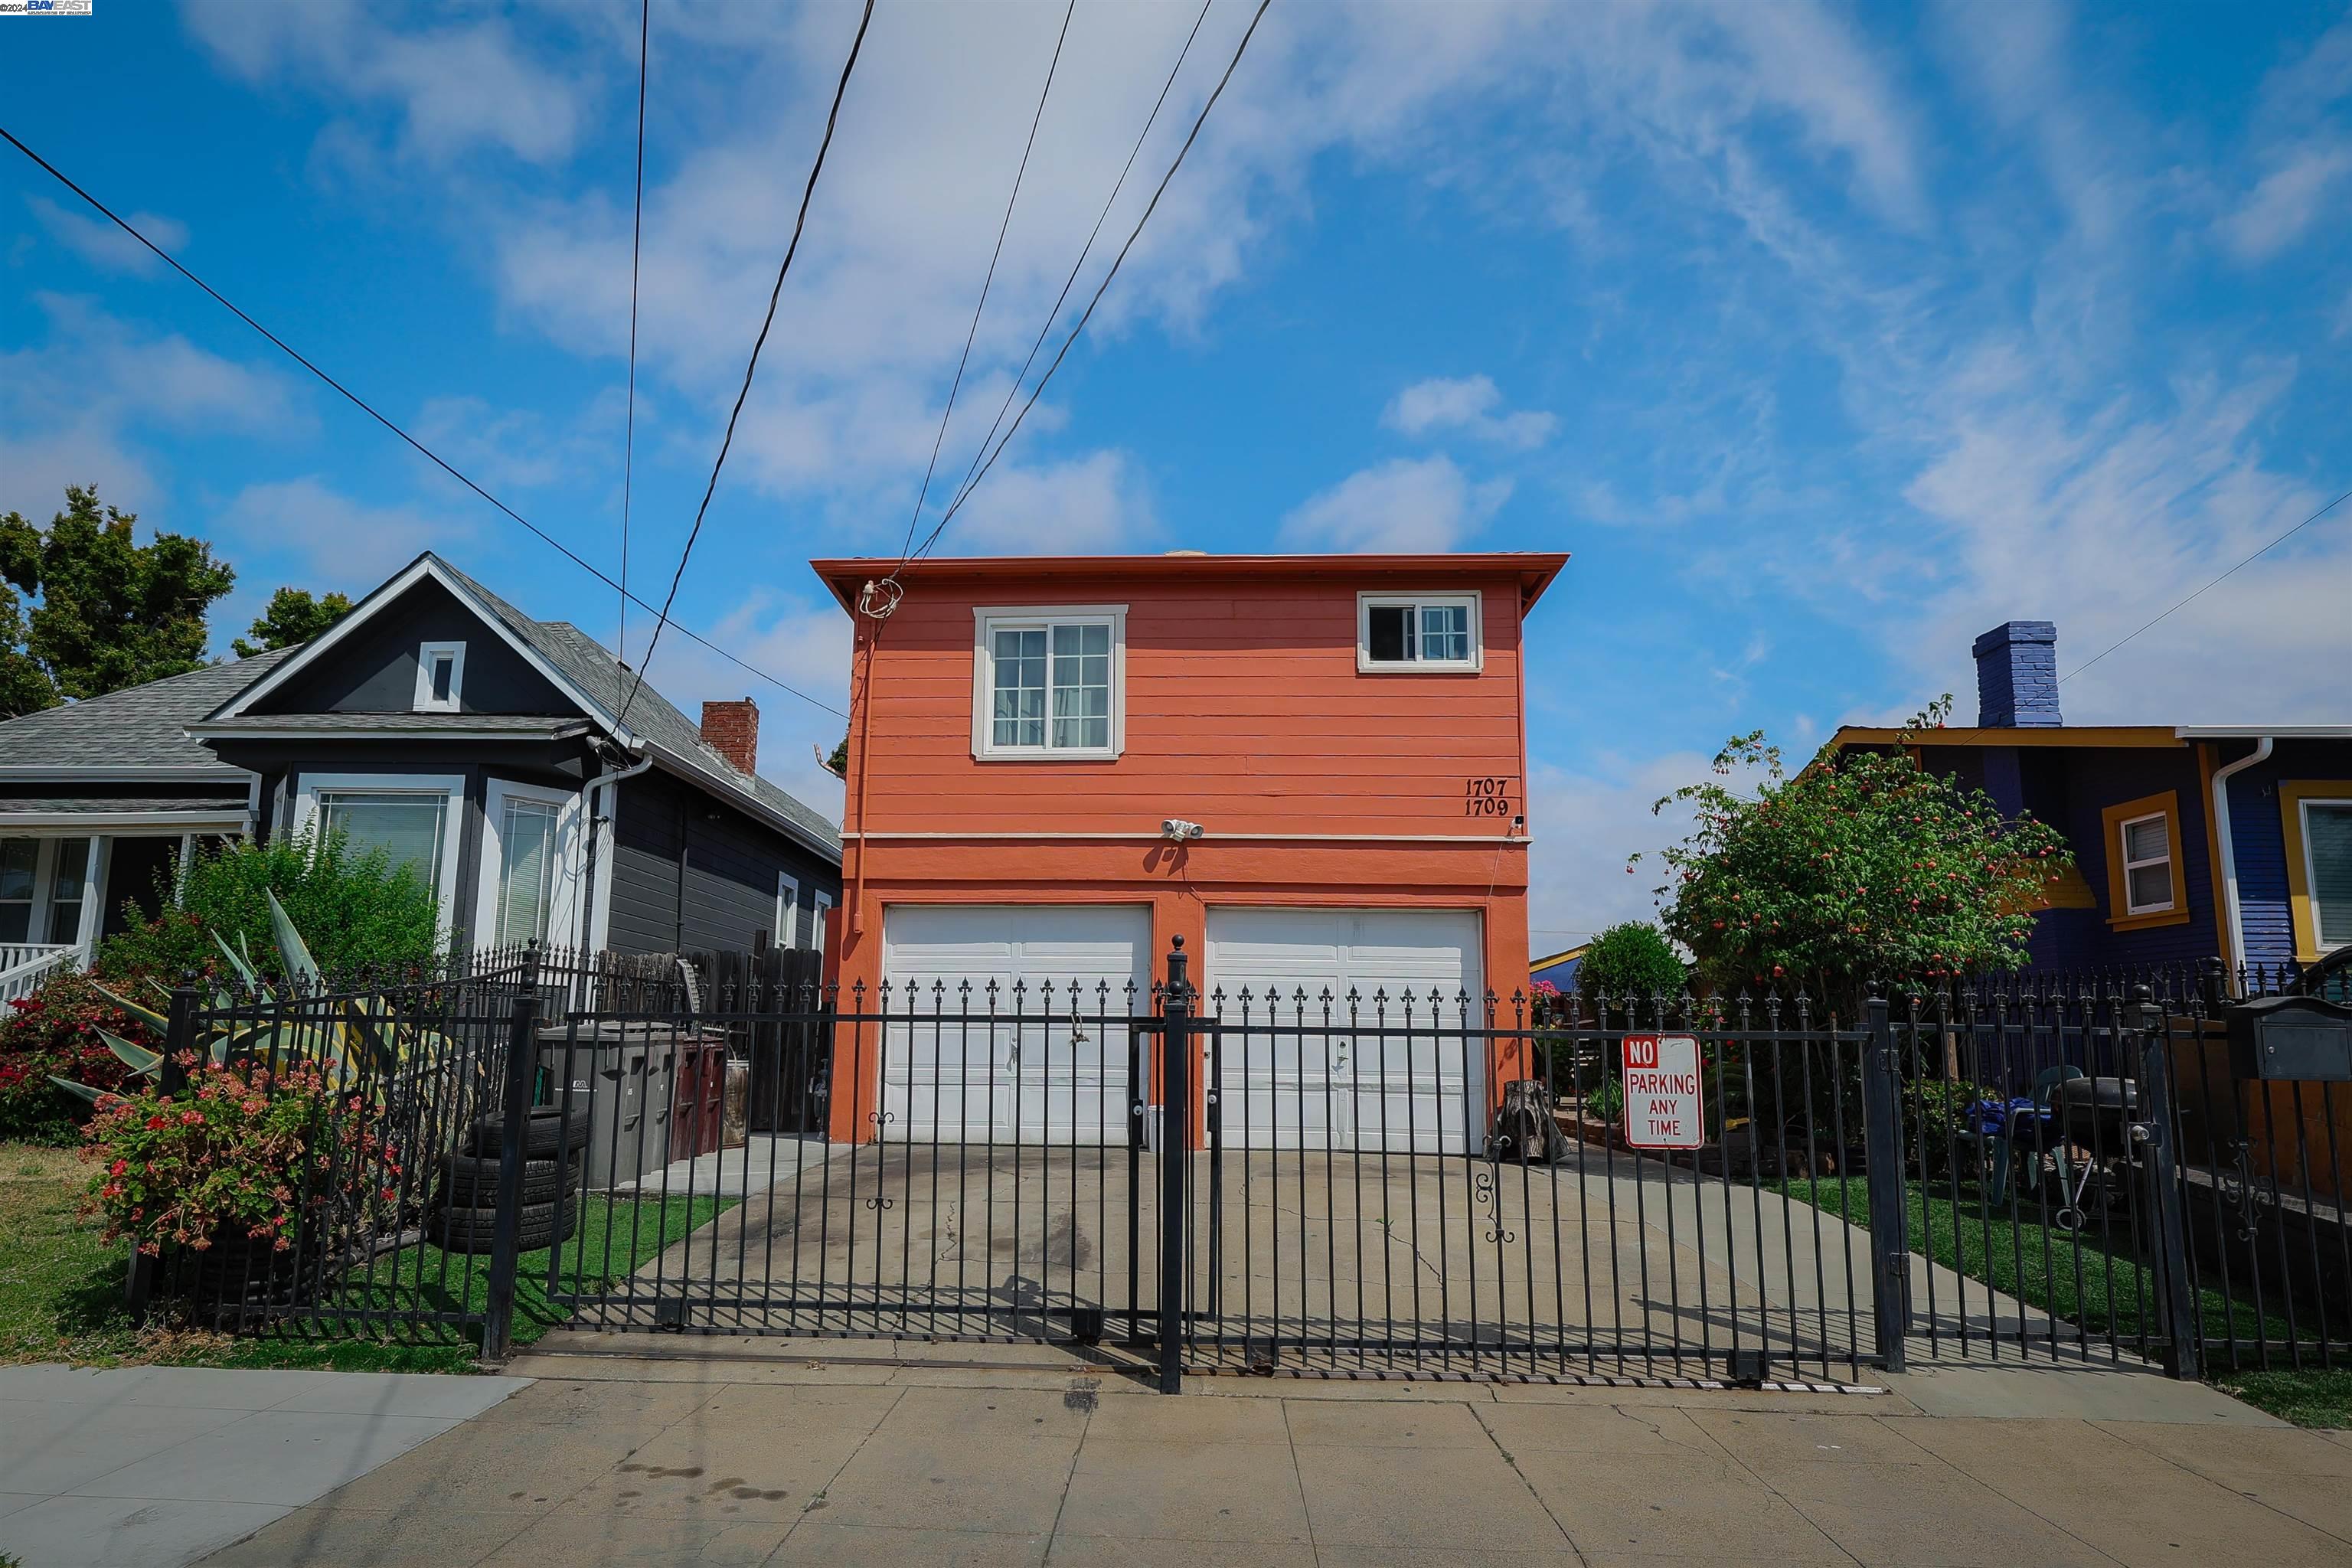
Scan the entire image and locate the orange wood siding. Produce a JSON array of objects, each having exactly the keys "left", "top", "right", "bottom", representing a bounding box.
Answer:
[{"left": 847, "top": 575, "right": 1529, "bottom": 839}]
